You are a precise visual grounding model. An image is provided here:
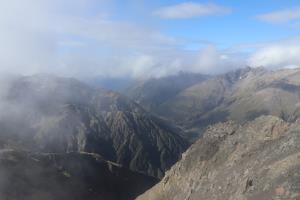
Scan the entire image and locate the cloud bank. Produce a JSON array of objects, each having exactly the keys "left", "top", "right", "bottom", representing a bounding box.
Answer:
[{"left": 0, "top": 0, "right": 300, "bottom": 80}]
